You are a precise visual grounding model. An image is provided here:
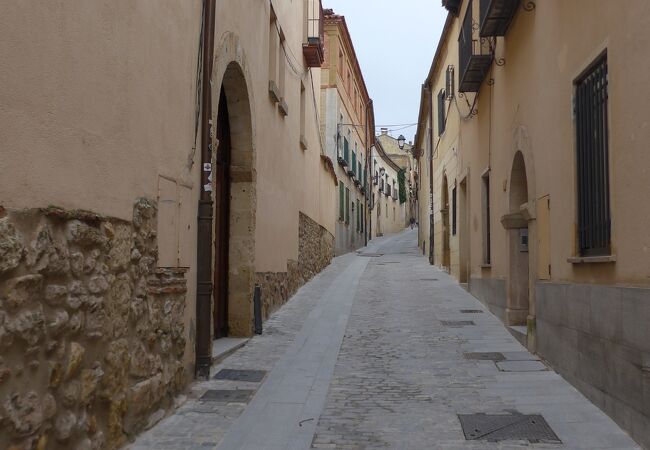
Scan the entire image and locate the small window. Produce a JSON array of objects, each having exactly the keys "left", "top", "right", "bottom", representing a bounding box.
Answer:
[
  {"left": 452, "top": 185, "right": 457, "bottom": 235},
  {"left": 437, "top": 89, "right": 446, "bottom": 136},
  {"left": 345, "top": 188, "right": 350, "bottom": 224},
  {"left": 299, "top": 81, "right": 306, "bottom": 147},
  {"left": 339, "top": 182, "right": 345, "bottom": 221},
  {"left": 482, "top": 171, "right": 491, "bottom": 264},
  {"left": 575, "top": 53, "right": 610, "bottom": 256}
]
